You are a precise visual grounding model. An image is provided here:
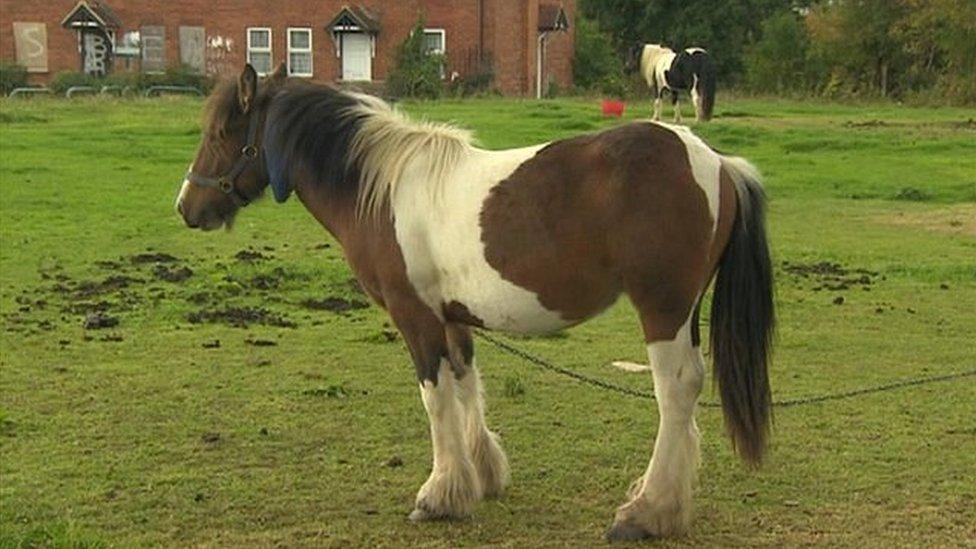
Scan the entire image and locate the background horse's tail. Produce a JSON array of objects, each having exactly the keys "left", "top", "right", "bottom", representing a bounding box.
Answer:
[
  {"left": 710, "top": 156, "right": 774, "bottom": 466},
  {"left": 694, "top": 51, "right": 717, "bottom": 121}
]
